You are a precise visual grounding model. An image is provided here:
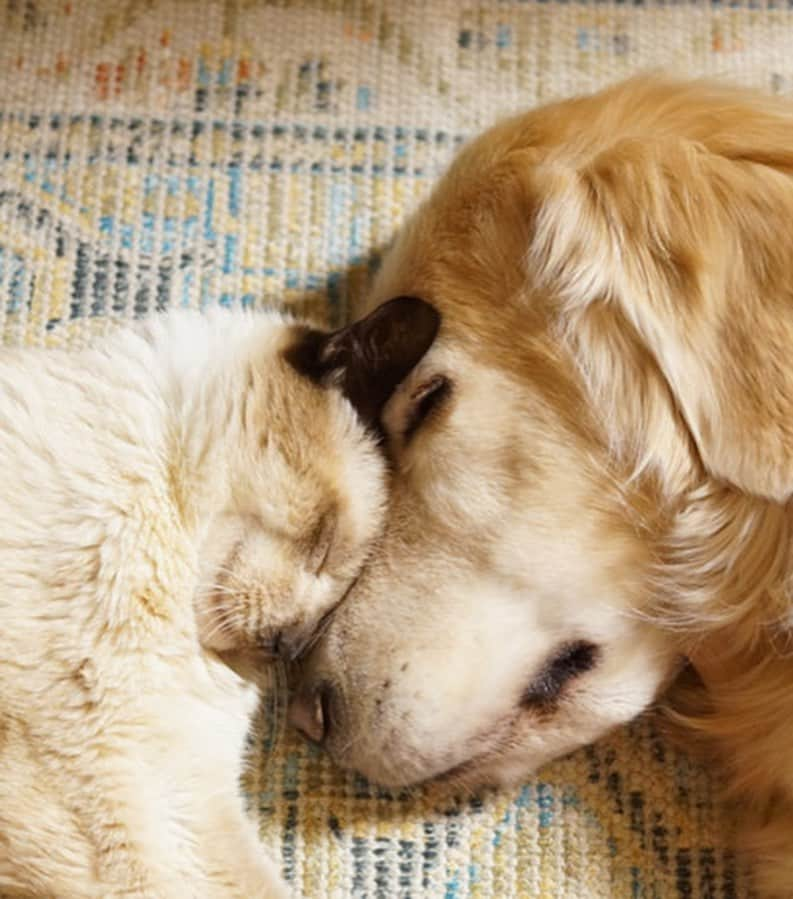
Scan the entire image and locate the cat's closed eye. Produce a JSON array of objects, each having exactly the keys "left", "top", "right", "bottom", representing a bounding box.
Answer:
[{"left": 303, "top": 507, "right": 337, "bottom": 575}]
